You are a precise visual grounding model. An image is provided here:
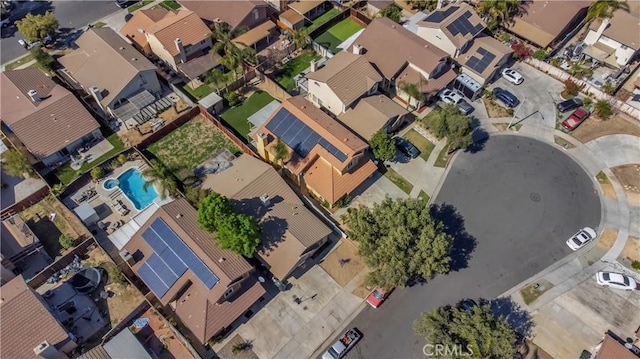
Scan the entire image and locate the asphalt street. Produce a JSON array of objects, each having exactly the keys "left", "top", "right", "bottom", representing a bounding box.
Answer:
[
  {"left": 1, "top": 1, "right": 121, "bottom": 64},
  {"left": 325, "top": 135, "right": 602, "bottom": 359}
]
